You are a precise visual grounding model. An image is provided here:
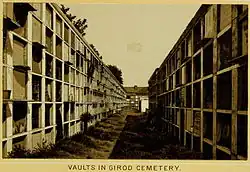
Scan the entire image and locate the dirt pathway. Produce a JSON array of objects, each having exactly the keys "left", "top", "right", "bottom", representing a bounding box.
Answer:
[
  {"left": 8, "top": 110, "right": 202, "bottom": 159},
  {"left": 109, "top": 112, "right": 202, "bottom": 159}
]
